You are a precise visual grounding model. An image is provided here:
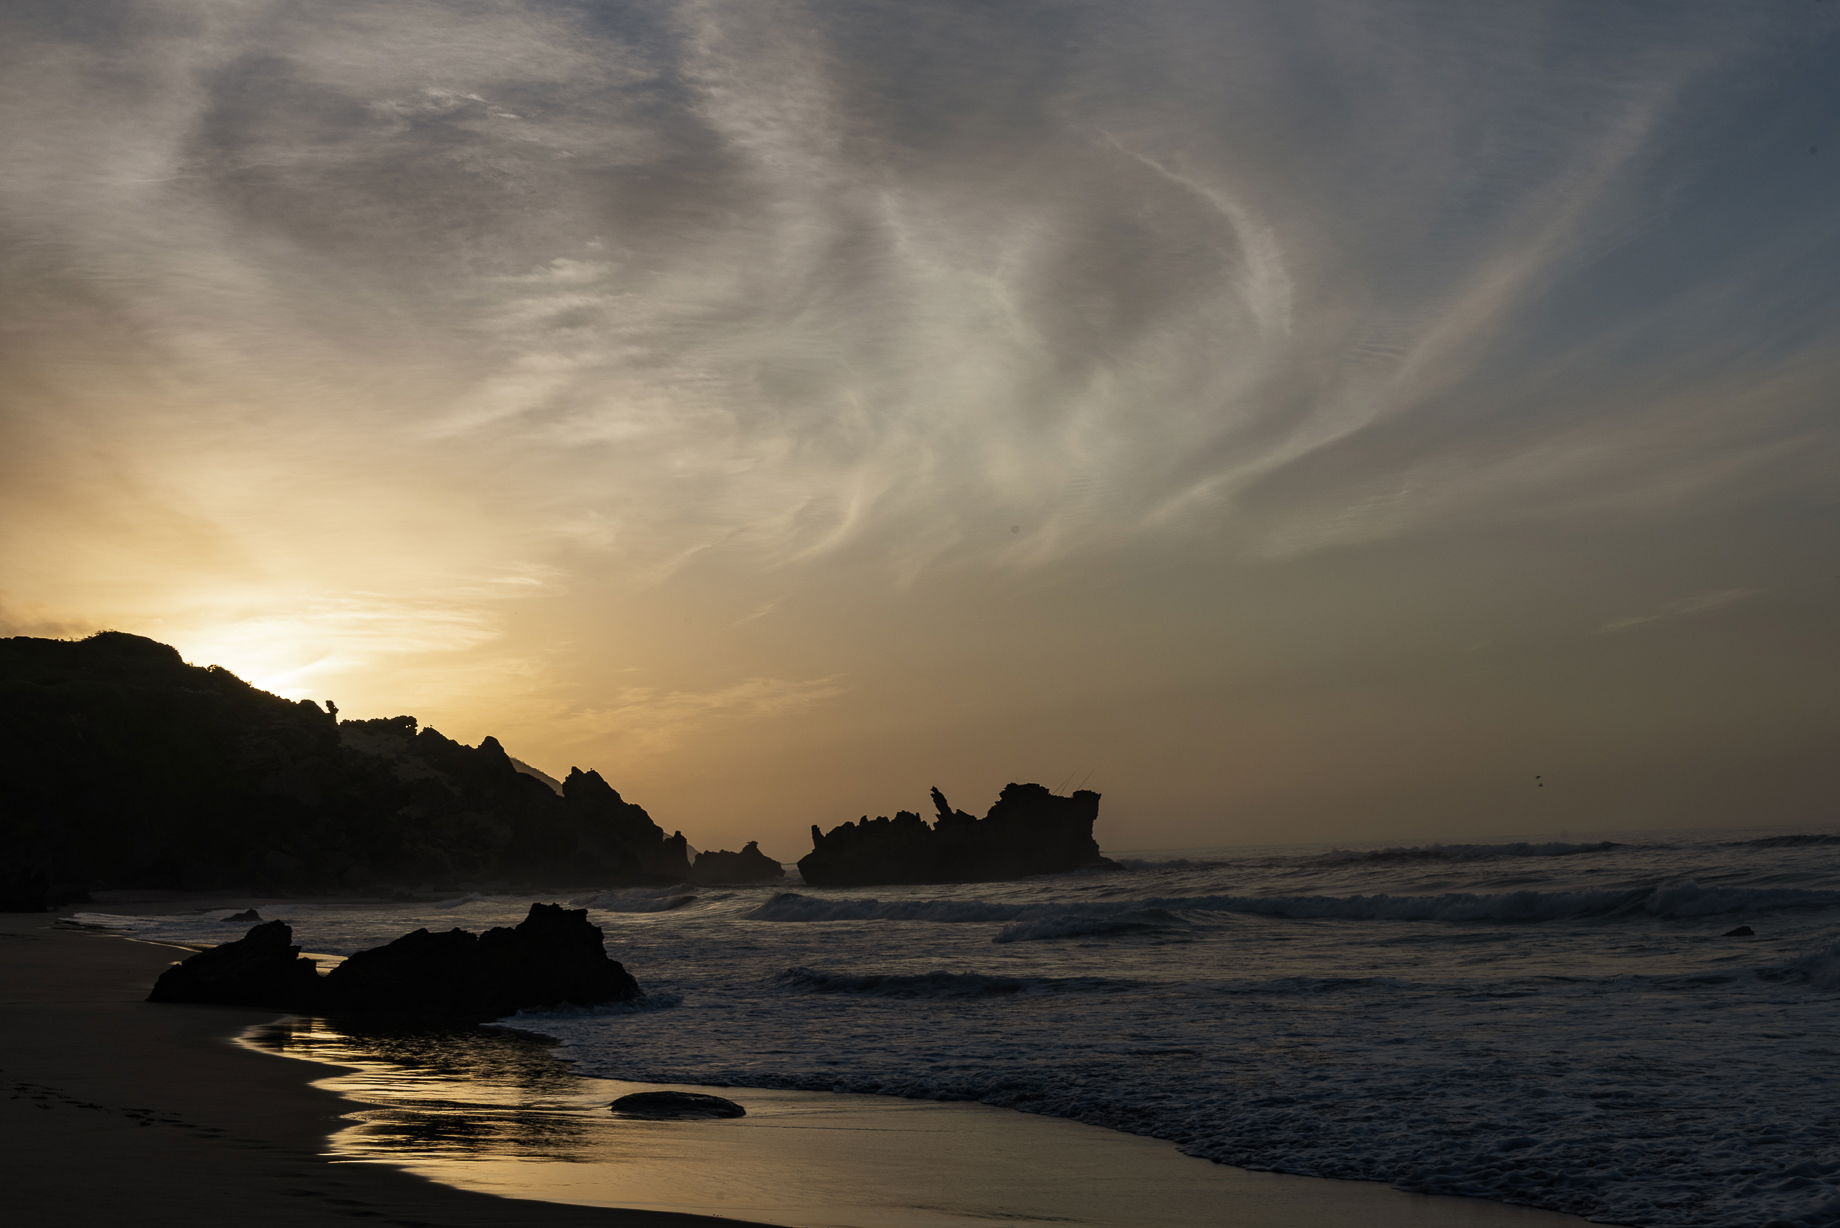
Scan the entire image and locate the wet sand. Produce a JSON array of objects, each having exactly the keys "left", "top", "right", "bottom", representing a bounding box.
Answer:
[
  {"left": 250, "top": 1018, "right": 1606, "bottom": 1228},
  {"left": 0, "top": 911, "right": 760, "bottom": 1227},
  {"left": 2, "top": 905, "right": 1603, "bottom": 1227}
]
